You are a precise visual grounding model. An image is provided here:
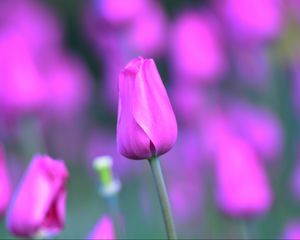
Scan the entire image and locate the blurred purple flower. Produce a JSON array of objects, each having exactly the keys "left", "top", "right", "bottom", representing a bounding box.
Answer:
[
  {"left": 88, "top": 215, "right": 115, "bottom": 240},
  {"left": 220, "top": 0, "right": 281, "bottom": 41},
  {"left": 233, "top": 44, "right": 272, "bottom": 88},
  {"left": 42, "top": 52, "right": 92, "bottom": 119},
  {"left": 170, "top": 84, "right": 205, "bottom": 126},
  {"left": 0, "top": 31, "right": 46, "bottom": 115},
  {"left": 282, "top": 220, "right": 300, "bottom": 240},
  {"left": 170, "top": 11, "right": 226, "bottom": 84},
  {"left": 228, "top": 102, "right": 283, "bottom": 162},
  {"left": 215, "top": 133, "right": 272, "bottom": 218},
  {"left": 0, "top": 145, "right": 11, "bottom": 216},
  {"left": 7, "top": 155, "right": 68, "bottom": 238},
  {"left": 94, "top": 0, "right": 147, "bottom": 25},
  {"left": 125, "top": 1, "right": 167, "bottom": 57},
  {"left": 0, "top": 0, "right": 63, "bottom": 55},
  {"left": 117, "top": 57, "right": 177, "bottom": 160}
]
